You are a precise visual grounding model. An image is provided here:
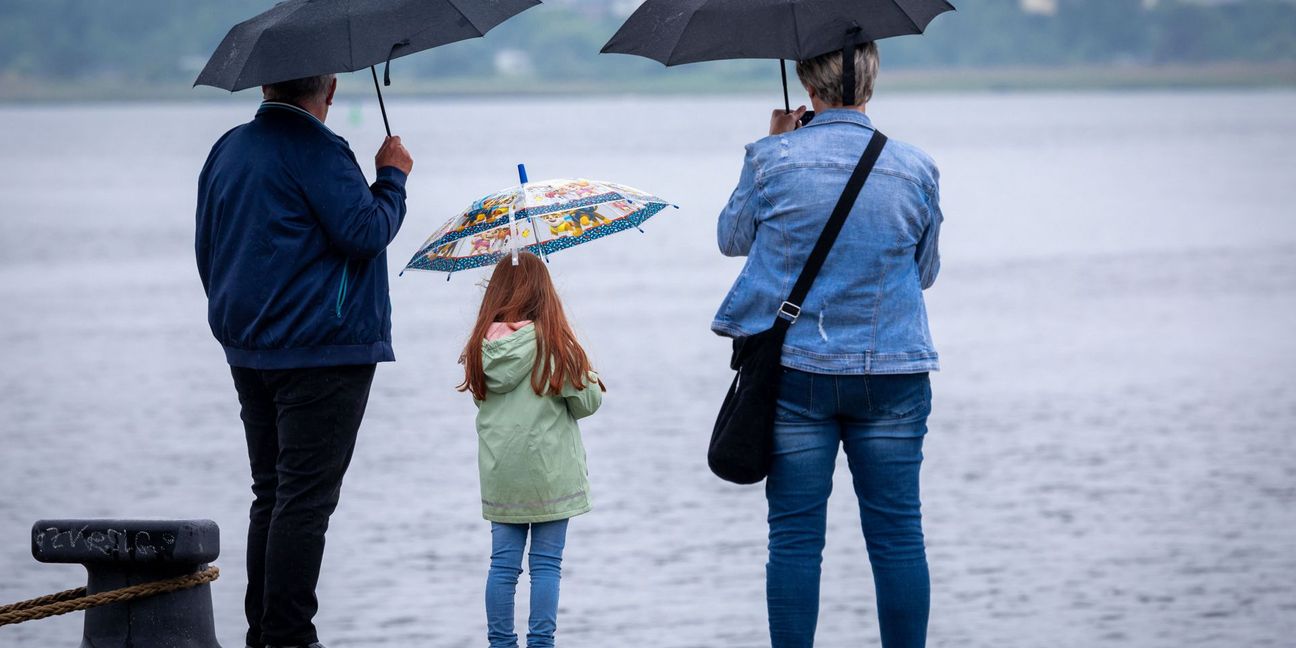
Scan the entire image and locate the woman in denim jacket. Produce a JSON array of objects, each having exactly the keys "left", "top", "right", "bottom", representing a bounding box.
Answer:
[{"left": 712, "top": 42, "right": 943, "bottom": 648}]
